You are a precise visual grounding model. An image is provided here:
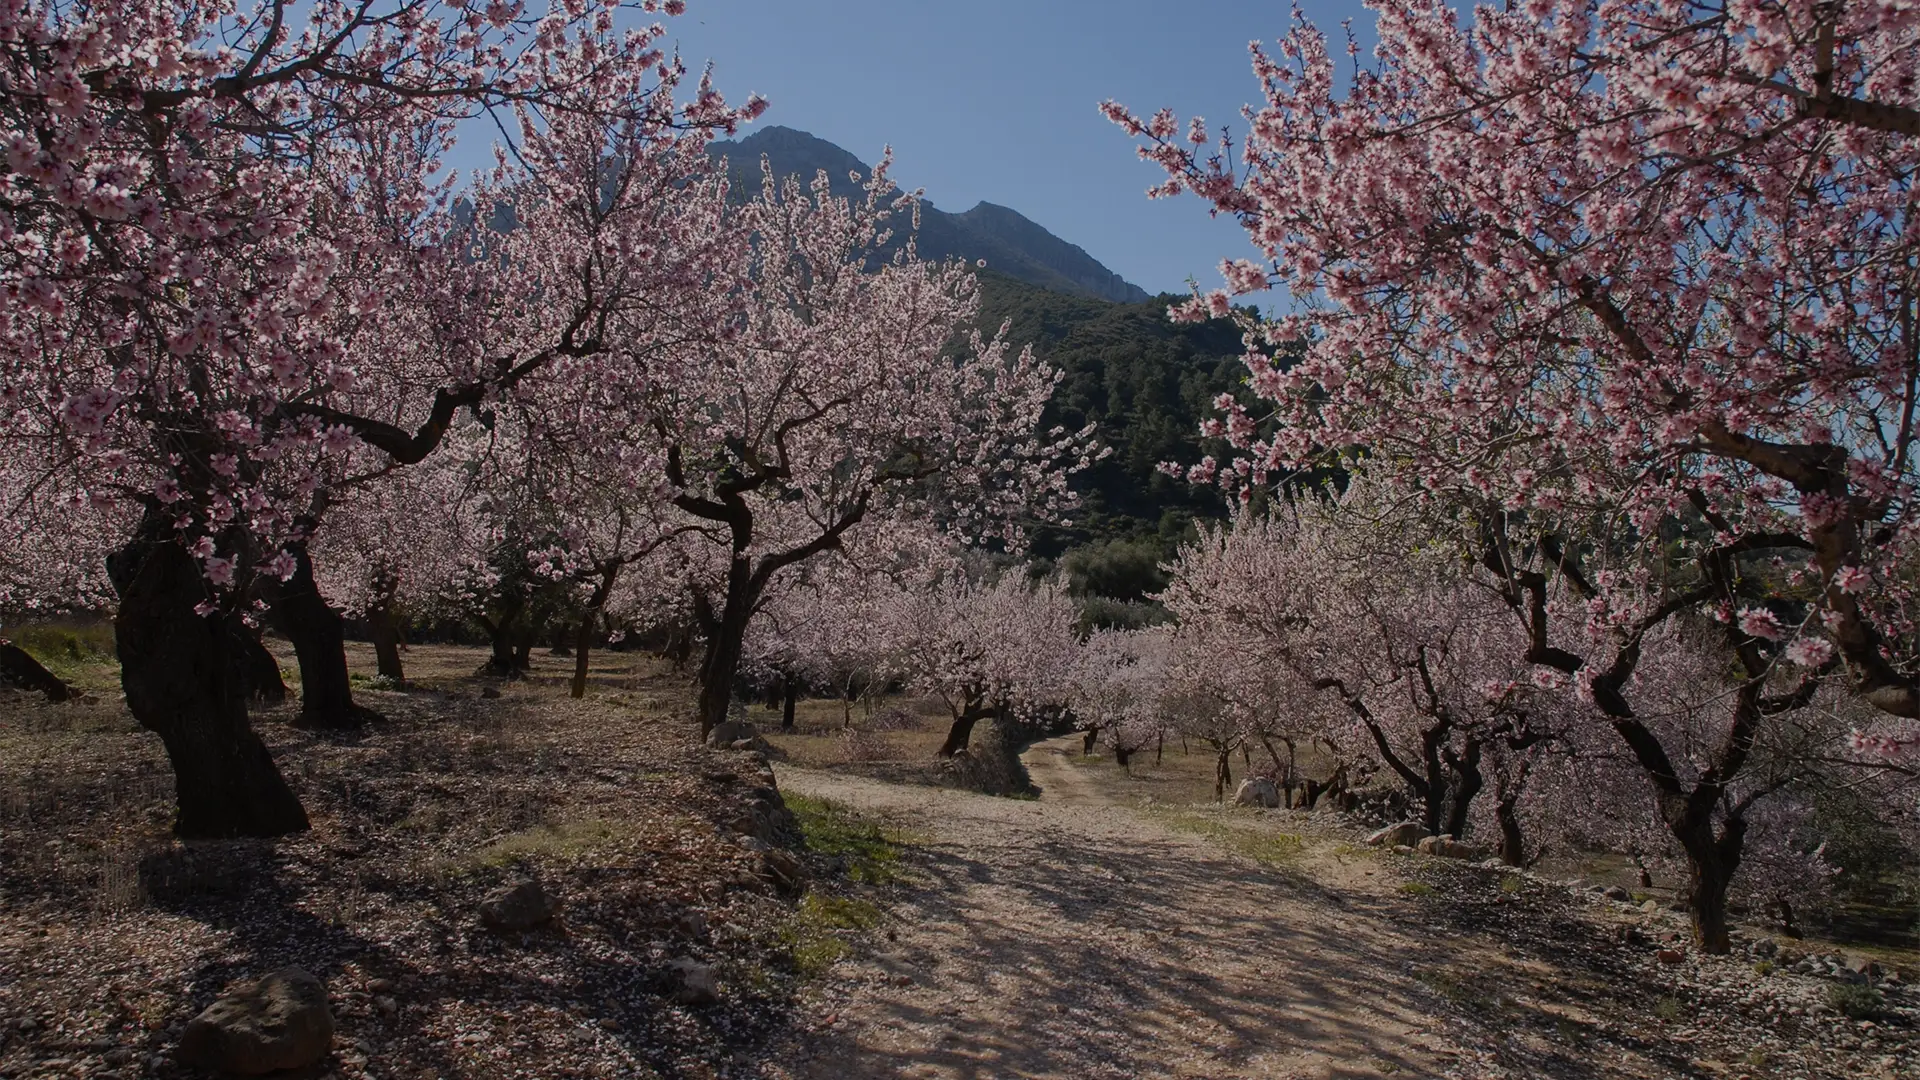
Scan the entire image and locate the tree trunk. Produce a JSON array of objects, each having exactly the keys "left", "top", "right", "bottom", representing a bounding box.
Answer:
[
  {"left": 108, "top": 526, "right": 308, "bottom": 838},
  {"left": 1676, "top": 814, "right": 1744, "bottom": 954},
  {"left": 1082, "top": 727, "right": 1098, "bottom": 755},
  {"left": 1494, "top": 795, "right": 1526, "bottom": 867},
  {"left": 695, "top": 559, "right": 755, "bottom": 735},
  {"left": 367, "top": 603, "right": 405, "bottom": 683},
  {"left": 1440, "top": 741, "right": 1484, "bottom": 840},
  {"left": 261, "top": 546, "right": 376, "bottom": 729},
  {"left": 0, "top": 642, "right": 74, "bottom": 701},
  {"left": 1155, "top": 729, "right": 1164, "bottom": 766},
  {"left": 1114, "top": 745, "right": 1133, "bottom": 771},
  {"left": 570, "top": 614, "right": 595, "bottom": 699},
  {"left": 782, "top": 679, "right": 798, "bottom": 731},
  {"left": 233, "top": 629, "right": 287, "bottom": 705},
  {"left": 1214, "top": 750, "right": 1232, "bottom": 803},
  {"left": 939, "top": 705, "right": 989, "bottom": 758}
]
